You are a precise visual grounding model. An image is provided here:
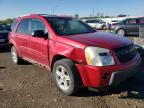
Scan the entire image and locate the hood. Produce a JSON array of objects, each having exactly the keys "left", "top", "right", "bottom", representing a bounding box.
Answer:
[{"left": 64, "top": 32, "right": 132, "bottom": 49}]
